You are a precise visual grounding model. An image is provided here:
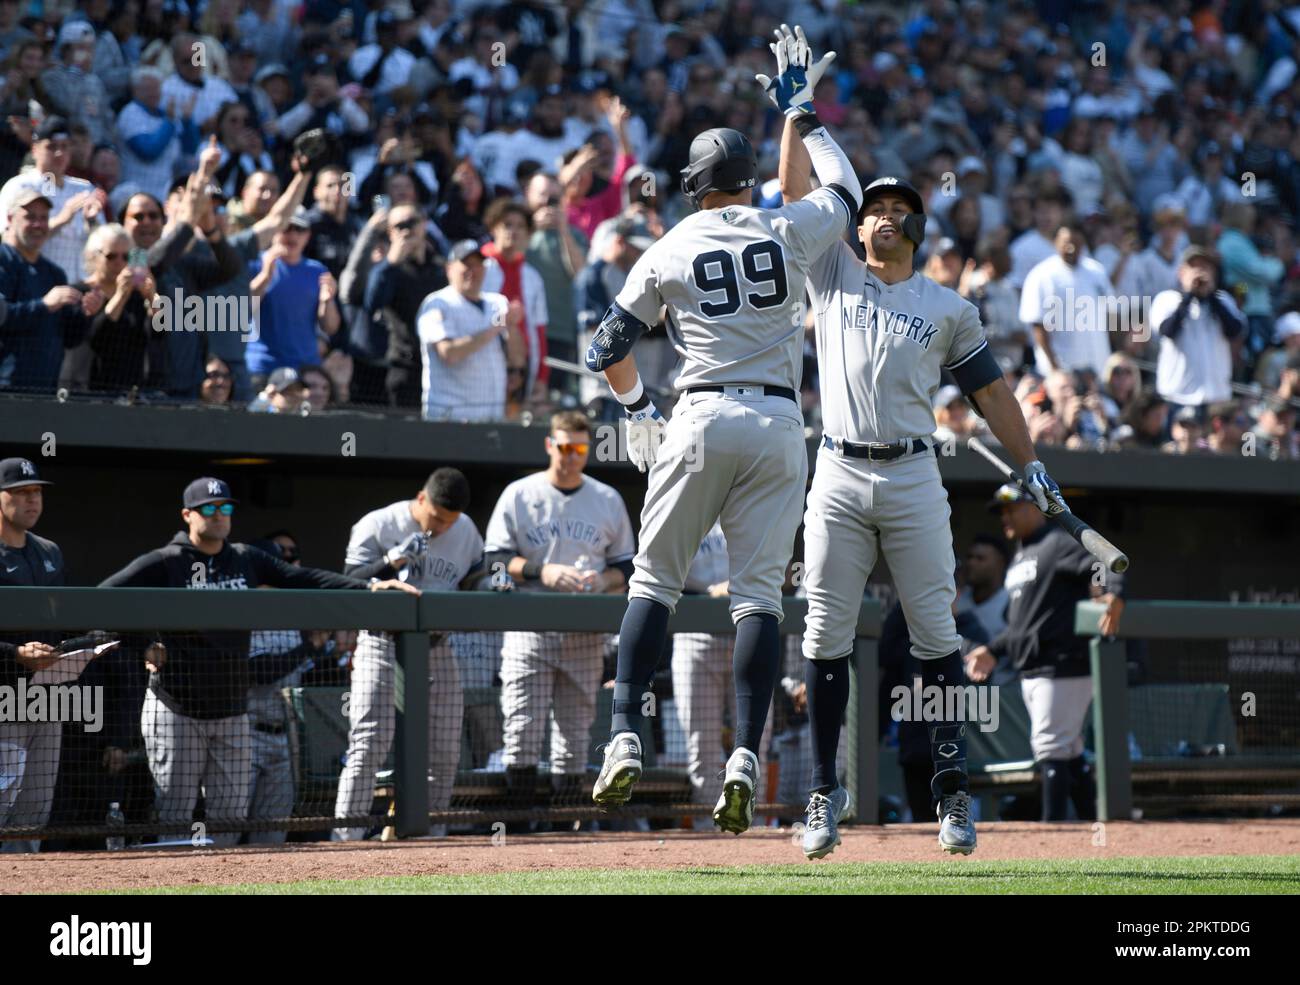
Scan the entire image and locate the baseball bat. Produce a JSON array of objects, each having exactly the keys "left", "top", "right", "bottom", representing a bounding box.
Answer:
[{"left": 966, "top": 436, "right": 1130, "bottom": 574}]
